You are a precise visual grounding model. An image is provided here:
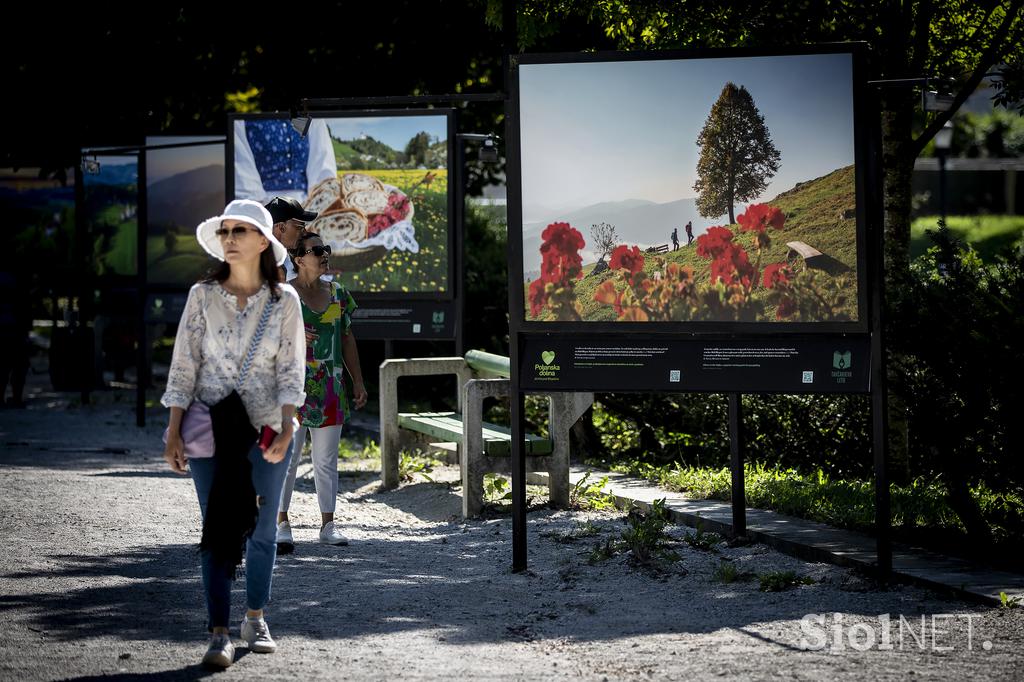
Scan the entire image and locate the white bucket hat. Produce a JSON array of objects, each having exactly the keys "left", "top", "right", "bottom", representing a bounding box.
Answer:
[{"left": 195, "top": 199, "right": 289, "bottom": 266}]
